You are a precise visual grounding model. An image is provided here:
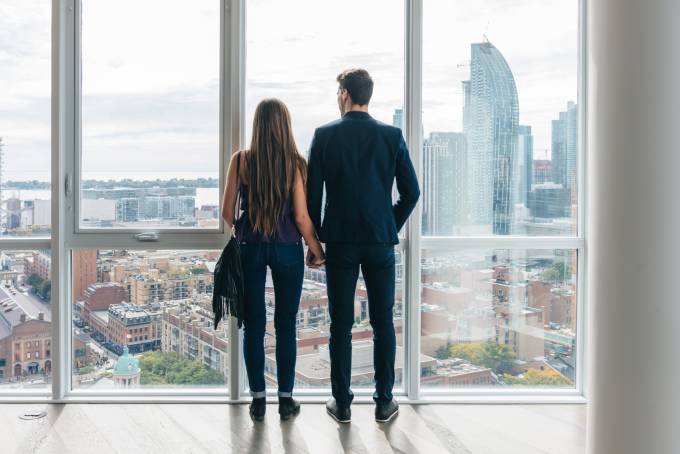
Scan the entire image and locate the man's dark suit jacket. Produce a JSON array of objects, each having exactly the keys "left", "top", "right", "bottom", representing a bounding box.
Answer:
[{"left": 306, "top": 111, "right": 420, "bottom": 244}]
